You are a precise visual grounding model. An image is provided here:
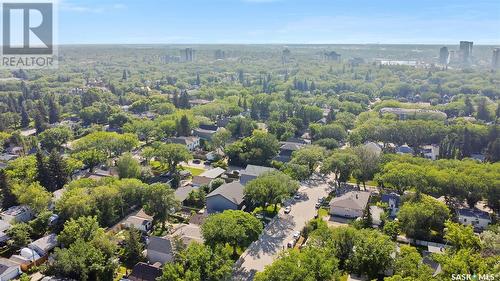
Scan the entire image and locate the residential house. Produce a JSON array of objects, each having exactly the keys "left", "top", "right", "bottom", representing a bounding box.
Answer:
[
  {"left": 457, "top": 208, "right": 491, "bottom": 231},
  {"left": 363, "top": 142, "right": 382, "bottom": 156},
  {"left": 121, "top": 209, "right": 153, "bottom": 233},
  {"left": 174, "top": 185, "right": 196, "bottom": 205},
  {"left": 28, "top": 233, "right": 58, "bottom": 257},
  {"left": 329, "top": 191, "right": 371, "bottom": 219},
  {"left": 273, "top": 142, "right": 305, "bottom": 163},
  {"left": 170, "top": 224, "right": 203, "bottom": 245},
  {"left": 193, "top": 124, "right": 219, "bottom": 140},
  {"left": 0, "top": 258, "right": 21, "bottom": 281},
  {"left": 6, "top": 147, "right": 23, "bottom": 156},
  {"left": 192, "top": 167, "right": 225, "bottom": 187},
  {"left": 146, "top": 236, "right": 174, "bottom": 265},
  {"left": 381, "top": 193, "right": 401, "bottom": 218},
  {"left": 166, "top": 136, "right": 200, "bottom": 151},
  {"left": 127, "top": 262, "right": 162, "bottom": 281},
  {"left": 396, "top": 144, "right": 414, "bottom": 155},
  {"left": 370, "top": 206, "right": 384, "bottom": 228},
  {"left": 239, "top": 165, "right": 276, "bottom": 185},
  {"left": 206, "top": 181, "right": 245, "bottom": 213},
  {"left": 0, "top": 220, "right": 11, "bottom": 244},
  {"left": 1, "top": 206, "right": 33, "bottom": 224},
  {"left": 421, "top": 144, "right": 440, "bottom": 160}
]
